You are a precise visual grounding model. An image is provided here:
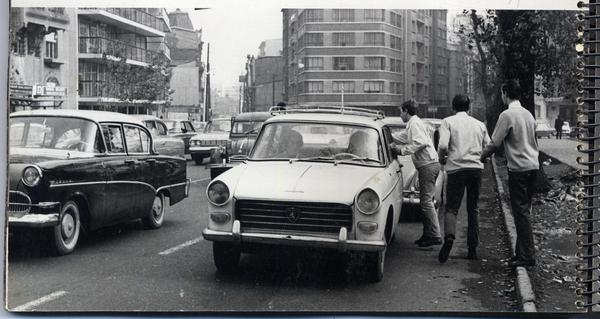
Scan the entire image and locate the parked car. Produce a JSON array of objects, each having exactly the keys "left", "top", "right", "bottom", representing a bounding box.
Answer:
[
  {"left": 227, "top": 112, "right": 274, "bottom": 158},
  {"left": 202, "top": 106, "right": 403, "bottom": 282},
  {"left": 192, "top": 120, "right": 207, "bottom": 132},
  {"left": 8, "top": 110, "right": 190, "bottom": 255},
  {"left": 535, "top": 121, "right": 555, "bottom": 138},
  {"left": 133, "top": 115, "right": 185, "bottom": 158},
  {"left": 189, "top": 117, "right": 232, "bottom": 165},
  {"left": 382, "top": 117, "right": 446, "bottom": 222},
  {"left": 163, "top": 119, "right": 197, "bottom": 154},
  {"left": 562, "top": 122, "right": 571, "bottom": 135}
]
